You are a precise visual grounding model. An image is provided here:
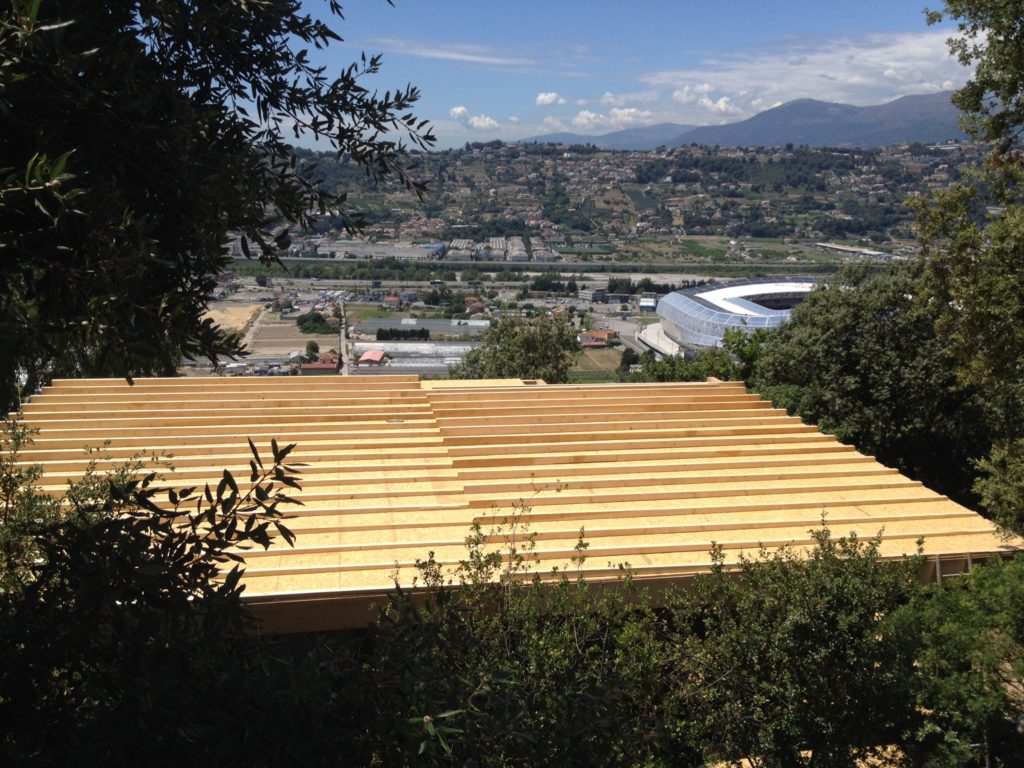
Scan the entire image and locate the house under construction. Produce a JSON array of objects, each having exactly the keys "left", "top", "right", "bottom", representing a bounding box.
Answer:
[{"left": 12, "top": 375, "right": 1018, "bottom": 633}]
